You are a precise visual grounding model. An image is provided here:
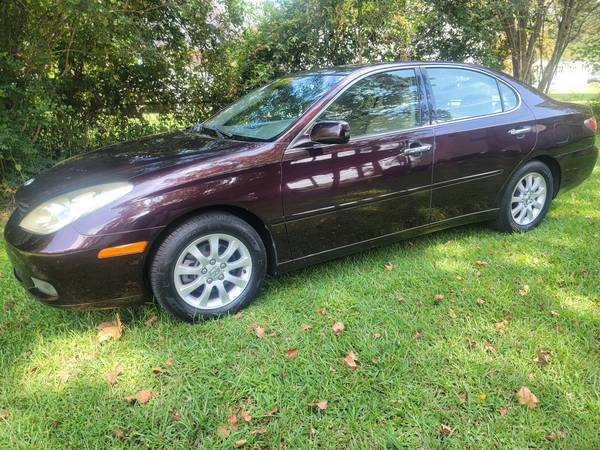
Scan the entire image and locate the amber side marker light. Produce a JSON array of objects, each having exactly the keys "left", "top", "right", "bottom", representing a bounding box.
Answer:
[
  {"left": 584, "top": 117, "right": 597, "bottom": 133},
  {"left": 98, "top": 241, "right": 148, "bottom": 259}
]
